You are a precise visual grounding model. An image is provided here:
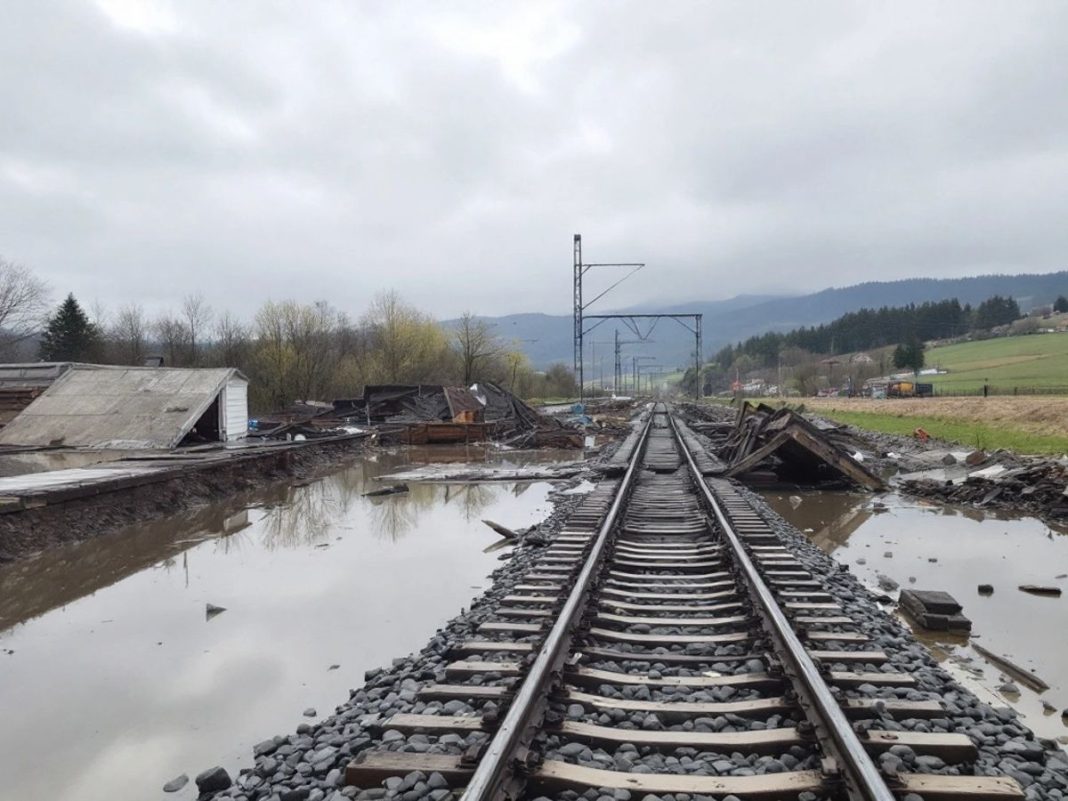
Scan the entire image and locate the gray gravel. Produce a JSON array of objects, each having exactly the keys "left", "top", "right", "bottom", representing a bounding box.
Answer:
[
  {"left": 193, "top": 411, "right": 1068, "bottom": 801},
  {"left": 192, "top": 442, "right": 622, "bottom": 801},
  {"left": 729, "top": 480, "right": 1068, "bottom": 799}
]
